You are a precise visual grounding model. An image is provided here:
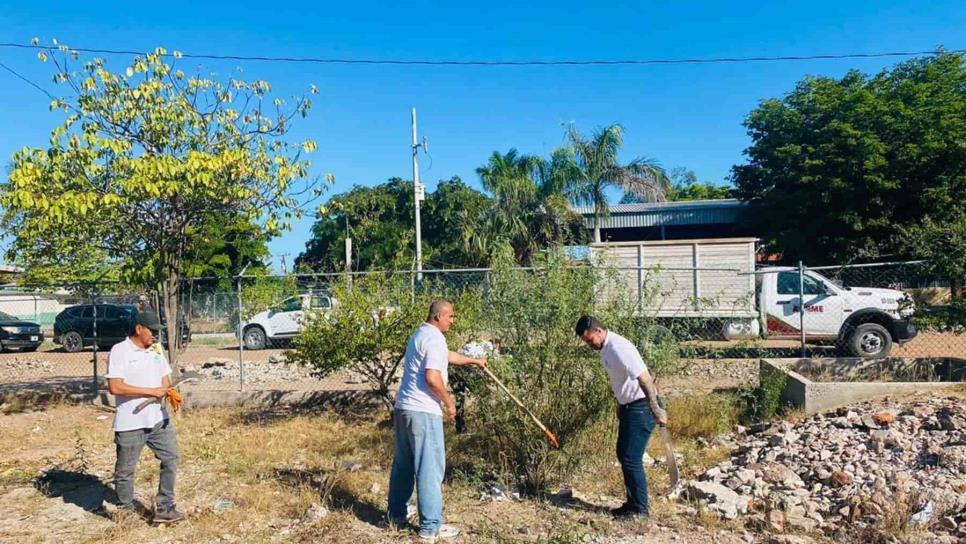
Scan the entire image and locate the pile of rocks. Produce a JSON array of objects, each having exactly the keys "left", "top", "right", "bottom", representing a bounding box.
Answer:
[
  {"left": 0, "top": 357, "right": 55, "bottom": 374},
  {"left": 185, "top": 357, "right": 315, "bottom": 384},
  {"left": 678, "top": 397, "right": 965, "bottom": 542},
  {"left": 676, "top": 359, "right": 758, "bottom": 383}
]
